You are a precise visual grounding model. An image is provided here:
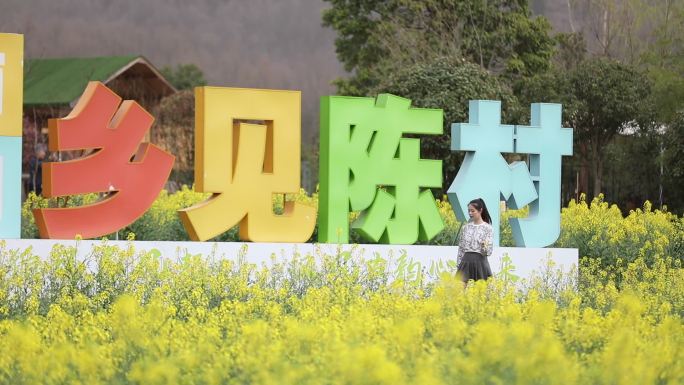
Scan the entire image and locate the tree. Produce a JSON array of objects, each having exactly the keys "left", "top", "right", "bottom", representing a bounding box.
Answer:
[
  {"left": 153, "top": 90, "right": 196, "bottom": 188},
  {"left": 566, "top": 0, "right": 683, "bottom": 65},
  {"left": 160, "top": 64, "right": 207, "bottom": 91},
  {"left": 602, "top": 131, "right": 661, "bottom": 212},
  {"left": 642, "top": 2, "right": 684, "bottom": 124},
  {"left": 518, "top": 58, "right": 652, "bottom": 198},
  {"left": 377, "top": 56, "right": 519, "bottom": 192},
  {"left": 560, "top": 2, "right": 683, "bottom": 211},
  {"left": 637, "top": 1, "right": 684, "bottom": 213},
  {"left": 322, "top": 0, "right": 556, "bottom": 95},
  {"left": 662, "top": 112, "right": 684, "bottom": 215}
]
